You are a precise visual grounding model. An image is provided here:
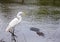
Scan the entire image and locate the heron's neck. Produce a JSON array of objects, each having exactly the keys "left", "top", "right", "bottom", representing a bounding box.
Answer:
[{"left": 17, "top": 16, "right": 22, "bottom": 20}]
